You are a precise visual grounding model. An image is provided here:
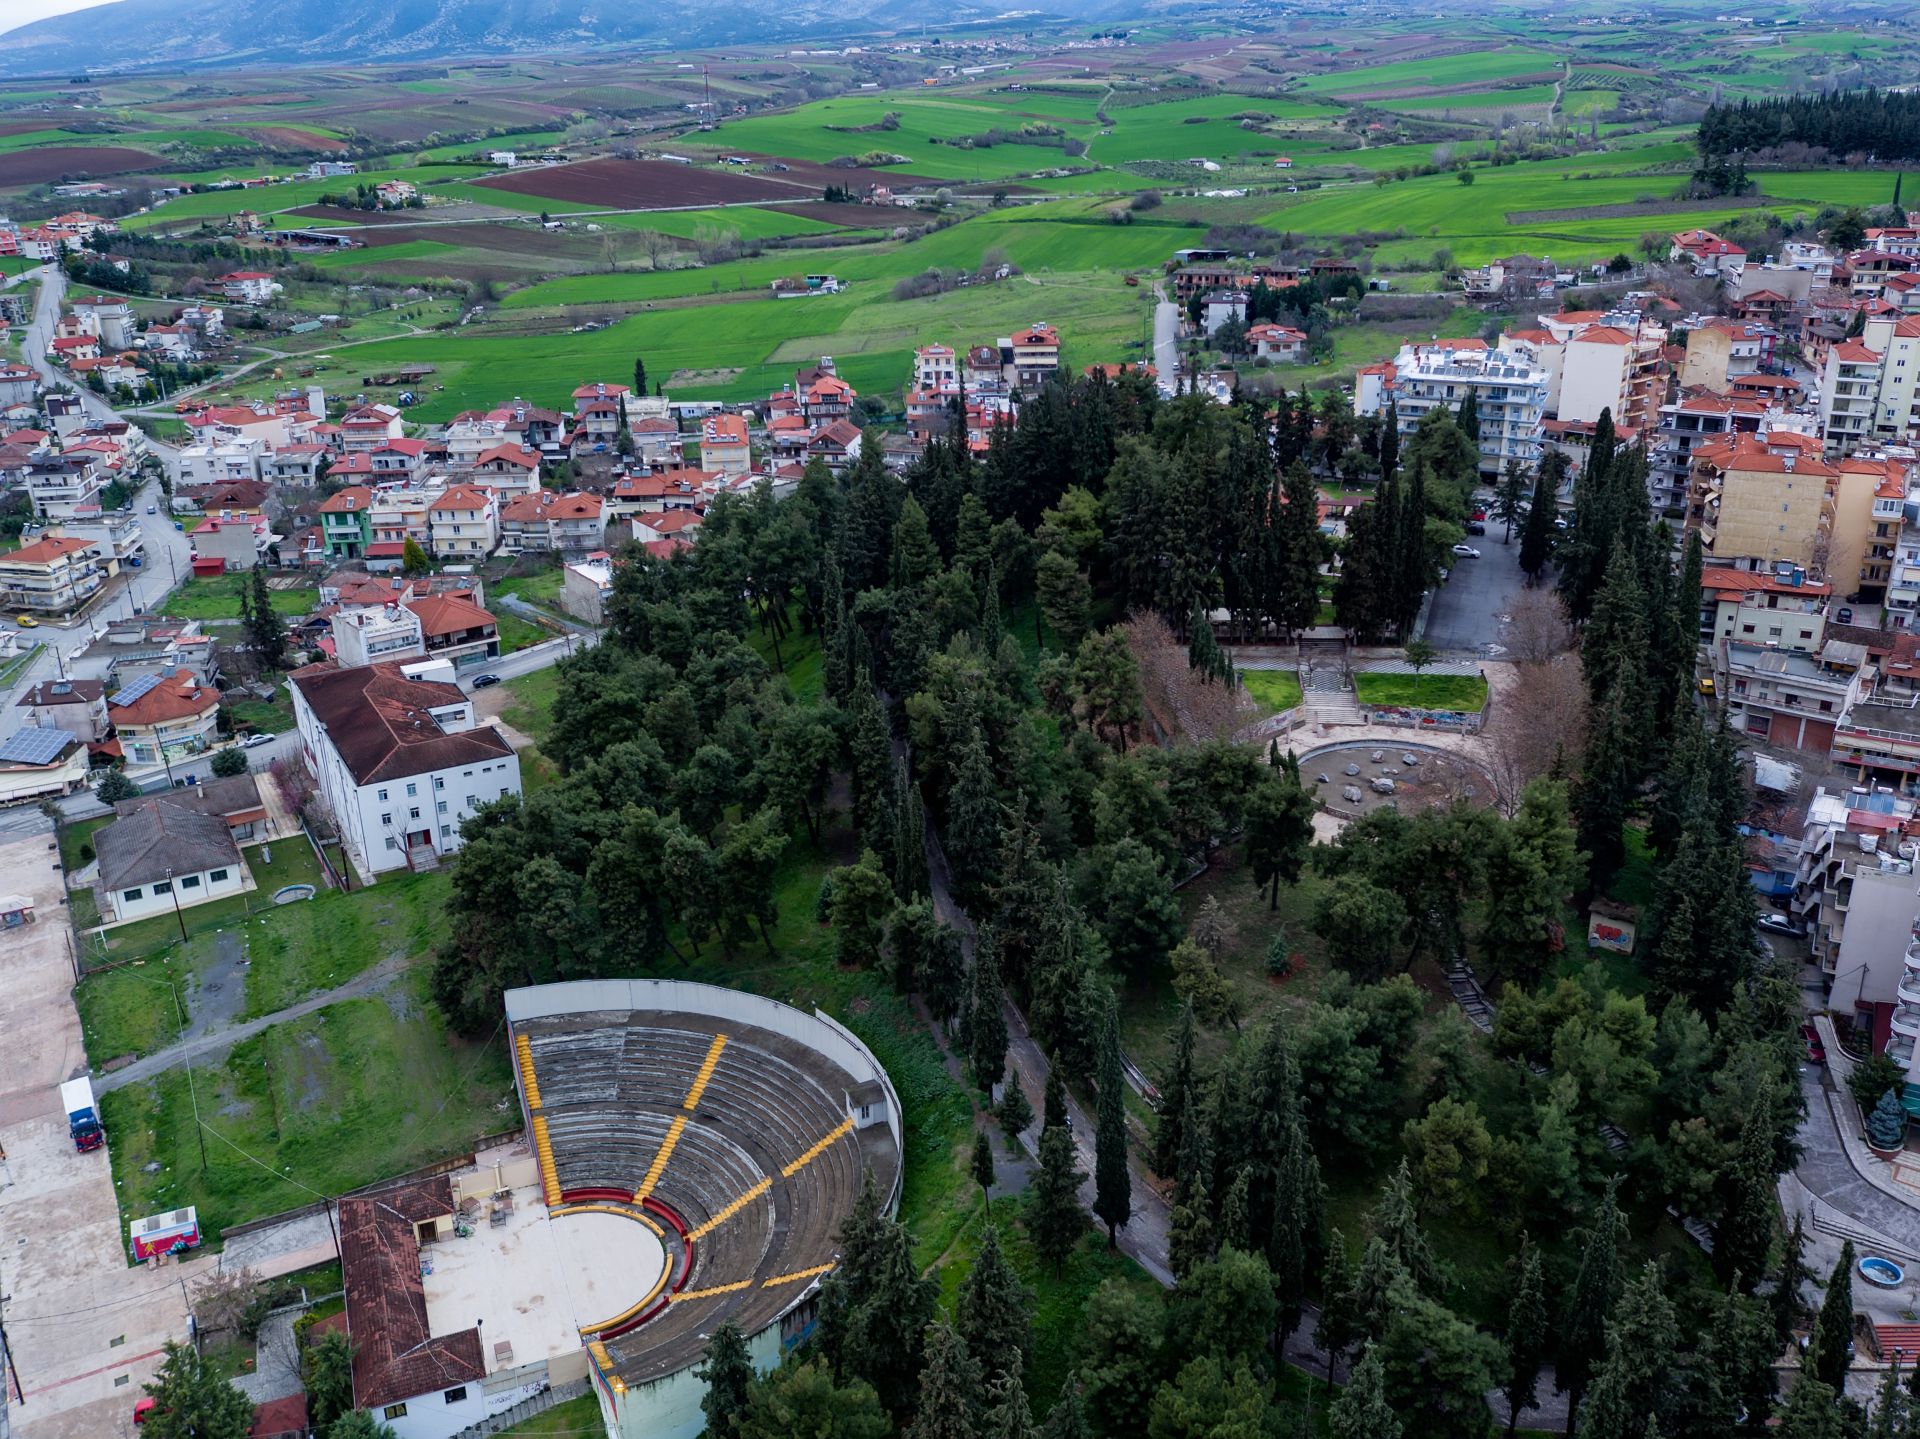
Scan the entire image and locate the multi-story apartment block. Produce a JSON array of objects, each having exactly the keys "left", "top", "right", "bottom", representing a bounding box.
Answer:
[
  {"left": 1357, "top": 340, "right": 1548, "bottom": 473},
  {"left": 1651, "top": 389, "right": 1769, "bottom": 519},
  {"left": 1718, "top": 636, "right": 1868, "bottom": 752},
  {"left": 1698, "top": 566, "right": 1829, "bottom": 655},
  {"left": 1687, "top": 434, "right": 1836, "bottom": 571},
  {"left": 426, "top": 485, "right": 498, "bottom": 560},
  {"left": 1822, "top": 339, "right": 1891, "bottom": 451}
]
